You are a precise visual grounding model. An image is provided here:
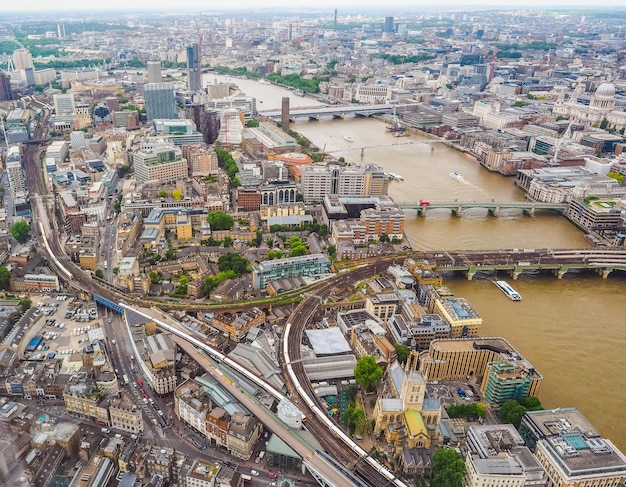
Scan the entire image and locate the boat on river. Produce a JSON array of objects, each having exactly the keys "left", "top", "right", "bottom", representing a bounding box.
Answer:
[
  {"left": 493, "top": 280, "right": 522, "bottom": 301},
  {"left": 344, "top": 136, "right": 354, "bottom": 142},
  {"left": 450, "top": 171, "right": 464, "bottom": 181},
  {"left": 387, "top": 172, "right": 404, "bottom": 181}
]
